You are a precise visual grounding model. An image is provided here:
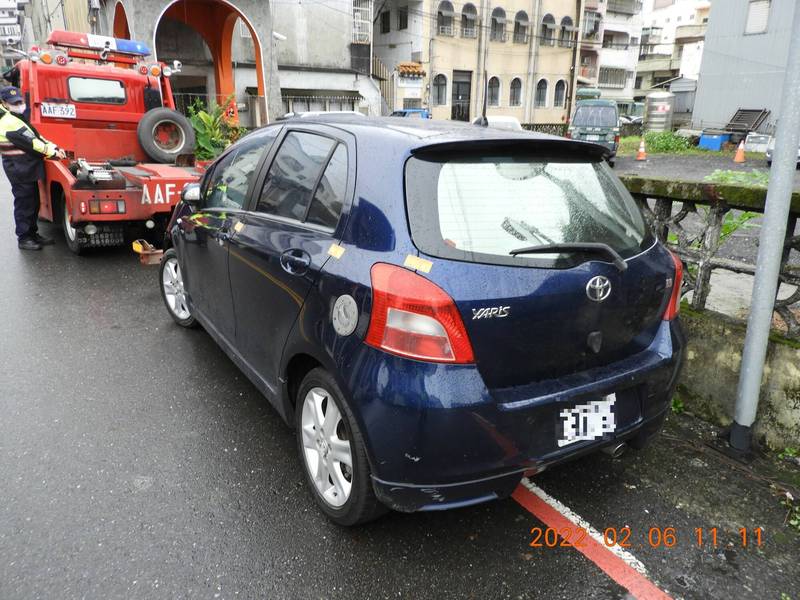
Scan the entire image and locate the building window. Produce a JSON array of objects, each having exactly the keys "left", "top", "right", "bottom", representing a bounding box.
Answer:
[
  {"left": 535, "top": 79, "right": 547, "bottom": 107},
  {"left": 513, "top": 11, "right": 529, "bottom": 43},
  {"left": 554, "top": 80, "right": 566, "bottom": 107},
  {"left": 433, "top": 74, "right": 447, "bottom": 105},
  {"left": 509, "top": 78, "right": 522, "bottom": 106},
  {"left": 488, "top": 76, "right": 500, "bottom": 105},
  {"left": 540, "top": 14, "right": 556, "bottom": 46},
  {"left": 490, "top": 8, "right": 506, "bottom": 42},
  {"left": 403, "top": 98, "right": 422, "bottom": 109},
  {"left": 745, "top": 0, "right": 770, "bottom": 34},
  {"left": 462, "top": 3, "right": 478, "bottom": 38},
  {"left": 583, "top": 11, "right": 601, "bottom": 39},
  {"left": 380, "top": 11, "right": 390, "bottom": 33},
  {"left": 598, "top": 67, "right": 627, "bottom": 88},
  {"left": 398, "top": 6, "right": 408, "bottom": 30},
  {"left": 437, "top": 1, "right": 455, "bottom": 36},
  {"left": 559, "top": 16, "right": 575, "bottom": 47},
  {"left": 635, "top": 76, "right": 643, "bottom": 88}
]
